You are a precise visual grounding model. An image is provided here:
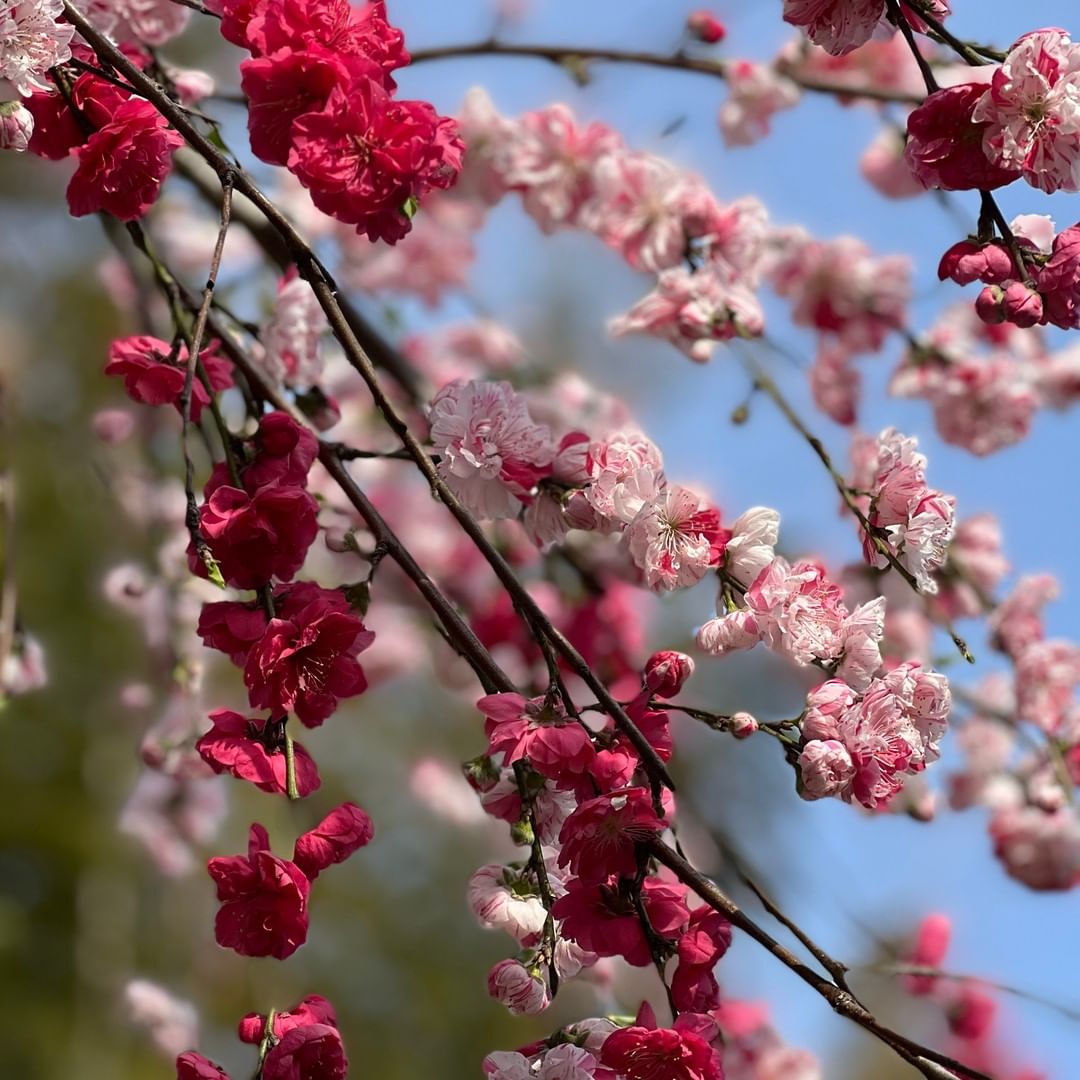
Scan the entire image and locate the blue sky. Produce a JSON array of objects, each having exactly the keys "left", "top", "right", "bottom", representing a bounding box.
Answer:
[{"left": 388, "top": 2, "right": 1080, "bottom": 1074}]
